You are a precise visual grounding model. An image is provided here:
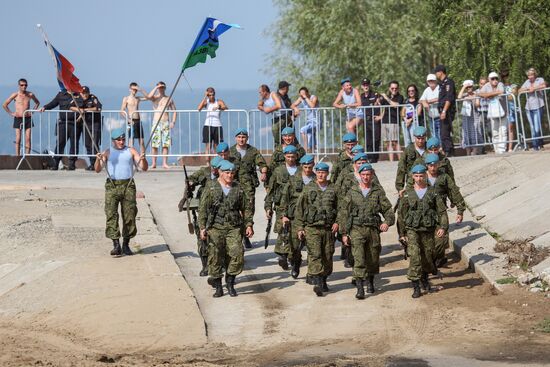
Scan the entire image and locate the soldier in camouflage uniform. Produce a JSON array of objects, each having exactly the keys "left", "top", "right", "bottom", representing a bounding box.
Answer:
[
  {"left": 340, "top": 163, "right": 395, "bottom": 299},
  {"left": 265, "top": 145, "right": 301, "bottom": 271},
  {"left": 198, "top": 160, "right": 254, "bottom": 298},
  {"left": 426, "top": 137, "right": 455, "bottom": 179},
  {"left": 216, "top": 142, "right": 240, "bottom": 180},
  {"left": 330, "top": 132, "right": 358, "bottom": 185},
  {"left": 295, "top": 162, "right": 340, "bottom": 297},
  {"left": 398, "top": 164, "right": 448, "bottom": 298},
  {"left": 395, "top": 126, "right": 429, "bottom": 192},
  {"left": 424, "top": 153, "right": 464, "bottom": 268},
  {"left": 280, "top": 154, "right": 316, "bottom": 278},
  {"left": 178, "top": 156, "right": 223, "bottom": 276},
  {"left": 95, "top": 127, "right": 148, "bottom": 257},
  {"left": 266, "top": 127, "right": 306, "bottom": 186},
  {"left": 229, "top": 128, "right": 268, "bottom": 248}
]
